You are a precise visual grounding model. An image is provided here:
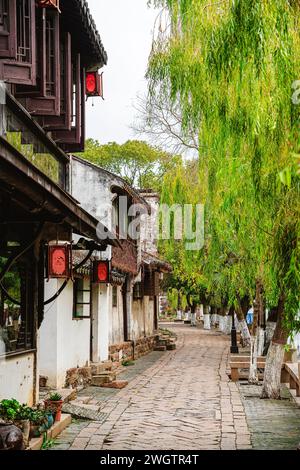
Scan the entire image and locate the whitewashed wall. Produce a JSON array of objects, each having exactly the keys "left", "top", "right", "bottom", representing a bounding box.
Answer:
[
  {"left": 40, "top": 279, "right": 91, "bottom": 389},
  {"left": 131, "top": 297, "right": 155, "bottom": 341},
  {"left": 108, "top": 285, "right": 124, "bottom": 346},
  {"left": 0, "top": 353, "right": 36, "bottom": 405}
]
